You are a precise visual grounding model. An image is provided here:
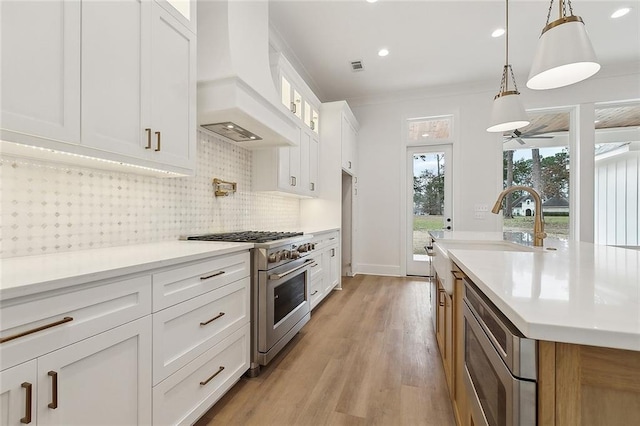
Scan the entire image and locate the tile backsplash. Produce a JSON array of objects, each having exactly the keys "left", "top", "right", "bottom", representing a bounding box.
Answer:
[{"left": 0, "top": 131, "right": 300, "bottom": 258}]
